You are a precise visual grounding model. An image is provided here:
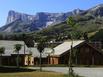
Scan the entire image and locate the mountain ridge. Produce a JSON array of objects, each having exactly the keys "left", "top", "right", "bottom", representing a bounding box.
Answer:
[
  {"left": 1, "top": 4, "right": 103, "bottom": 32},
  {"left": 0, "top": 8, "right": 84, "bottom": 32}
]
